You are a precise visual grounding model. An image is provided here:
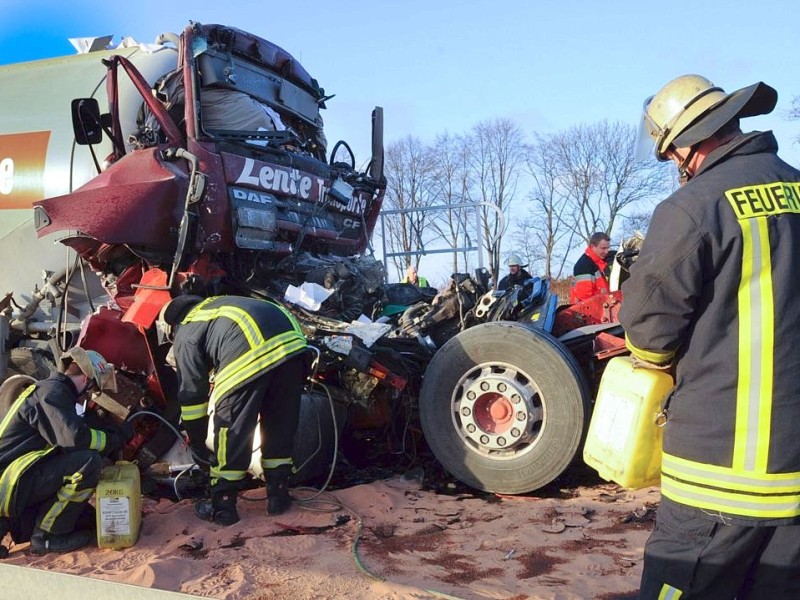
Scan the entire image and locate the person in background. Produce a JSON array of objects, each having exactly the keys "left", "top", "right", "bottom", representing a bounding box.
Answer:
[
  {"left": 570, "top": 232, "right": 612, "bottom": 303},
  {"left": 157, "top": 295, "right": 309, "bottom": 524},
  {"left": 620, "top": 74, "right": 800, "bottom": 599},
  {"left": 0, "top": 348, "right": 127, "bottom": 555},
  {"left": 402, "top": 265, "right": 429, "bottom": 288},
  {"left": 497, "top": 254, "right": 532, "bottom": 291}
]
